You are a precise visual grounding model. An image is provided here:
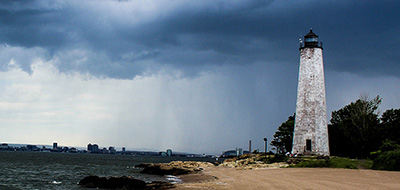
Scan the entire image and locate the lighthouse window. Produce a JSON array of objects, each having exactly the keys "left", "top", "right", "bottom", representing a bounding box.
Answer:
[{"left": 305, "top": 37, "right": 317, "bottom": 42}]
